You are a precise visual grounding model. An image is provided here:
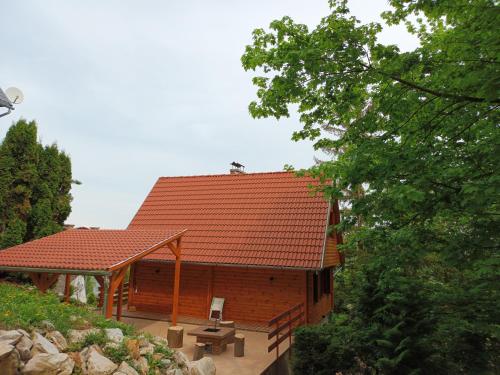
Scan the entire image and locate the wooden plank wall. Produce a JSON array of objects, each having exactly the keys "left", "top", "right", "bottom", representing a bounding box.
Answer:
[{"left": 130, "top": 261, "right": 334, "bottom": 324}]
